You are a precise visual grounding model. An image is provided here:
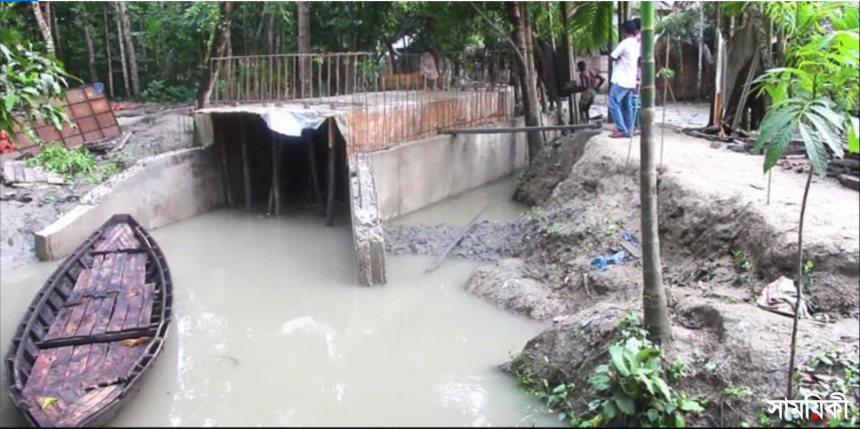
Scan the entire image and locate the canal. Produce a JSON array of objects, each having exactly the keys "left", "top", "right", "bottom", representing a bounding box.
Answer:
[{"left": 0, "top": 176, "right": 561, "bottom": 427}]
